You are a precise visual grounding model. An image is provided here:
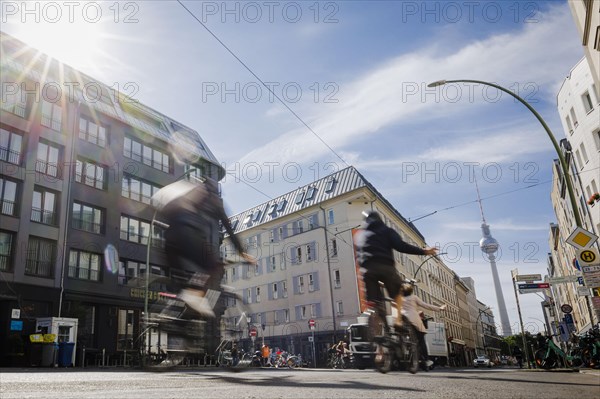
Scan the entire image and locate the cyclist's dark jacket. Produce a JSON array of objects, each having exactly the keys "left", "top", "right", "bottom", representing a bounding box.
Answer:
[{"left": 355, "top": 219, "right": 426, "bottom": 268}]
